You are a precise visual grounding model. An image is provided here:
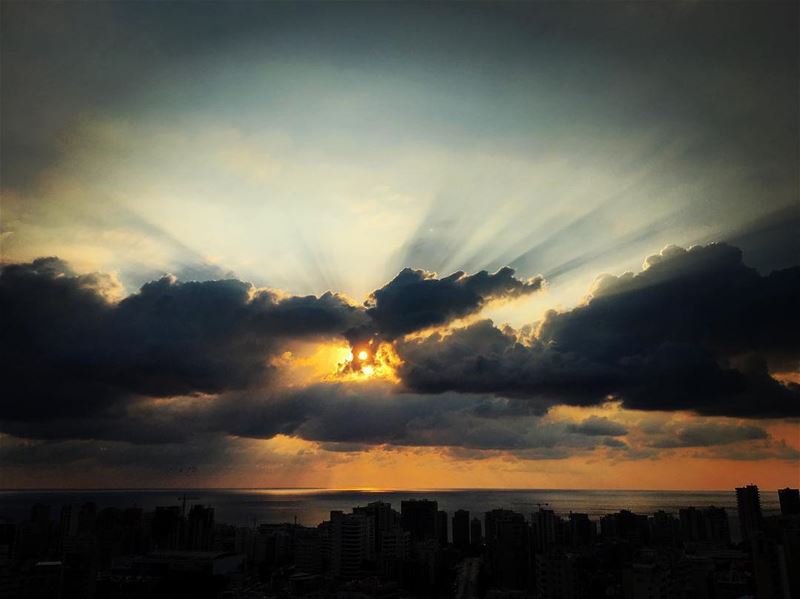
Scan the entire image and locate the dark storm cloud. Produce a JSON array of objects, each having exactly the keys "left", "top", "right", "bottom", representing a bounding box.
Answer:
[
  {"left": 204, "top": 383, "right": 626, "bottom": 454},
  {"left": 362, "top": 267, "right": 543, "bottom": 340},
  {"left": 0, "top": 433, "right": 256, "bottom": 479},
  {"left": 398, "top": 244, "right": 800, "bottom": 418},
  {"left": 0, "top": 257, "right": 541, "bottom": 442},
  {"left": 648, "top": 422, "right": 767, "bottom": 449},
  {"left": 0, "top": 257, "right": 365, "bottom": 433},
  {"left": 2, "top": 243, "right": 797, "bottom": 458},
  {"left": 567, "top": 416, "right": 628, "bottom": 437}
]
